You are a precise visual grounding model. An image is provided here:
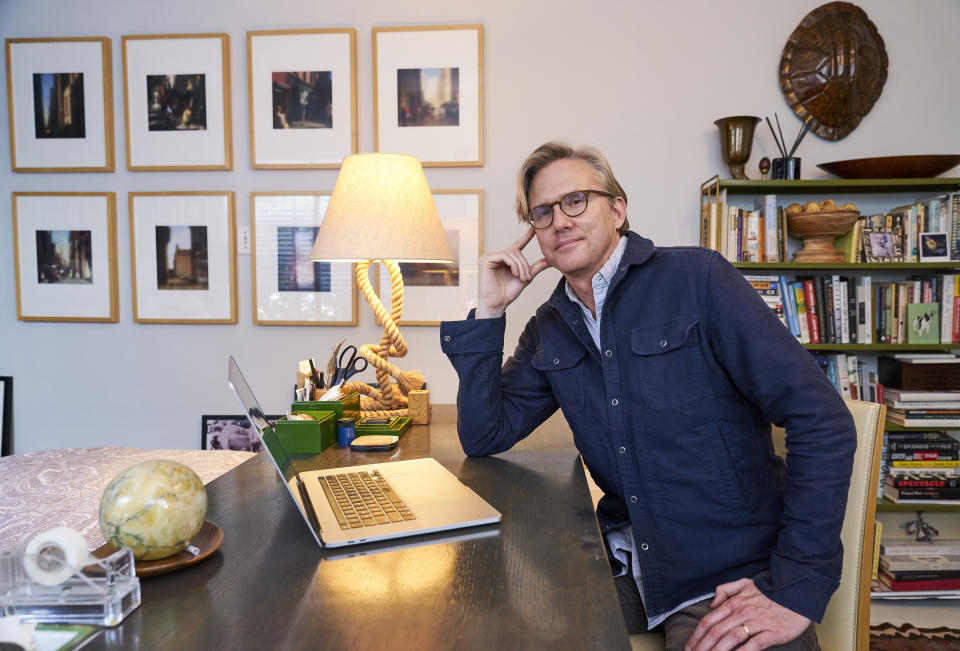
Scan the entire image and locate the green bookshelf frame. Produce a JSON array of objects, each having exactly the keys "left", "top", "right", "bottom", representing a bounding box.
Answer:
[{"left": 716, "top": 178, "right": 960, "bottom": 195}]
